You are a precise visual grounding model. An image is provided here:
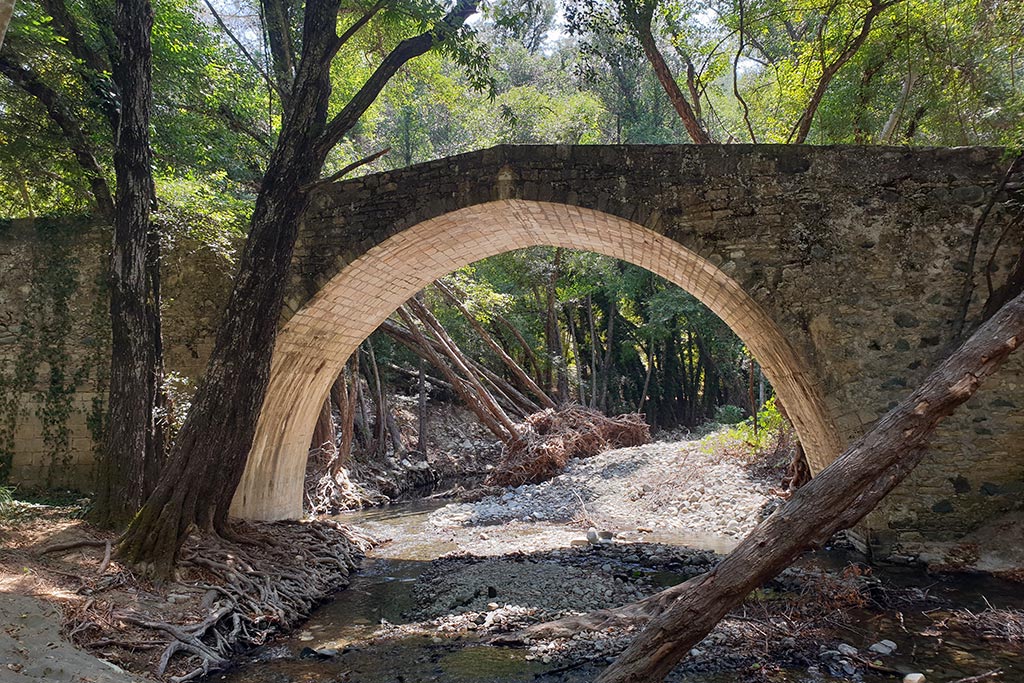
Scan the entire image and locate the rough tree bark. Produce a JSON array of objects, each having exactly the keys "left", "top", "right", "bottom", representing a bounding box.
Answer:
[
  {"left": 518, "top": 291, "right": 1024, "bottom": 683},
  {"left": 118, "top": 0, "right": 478, "bottom": 576},
  {"left": 91, "top": 0, "right": 160, "bottom": 528}
]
